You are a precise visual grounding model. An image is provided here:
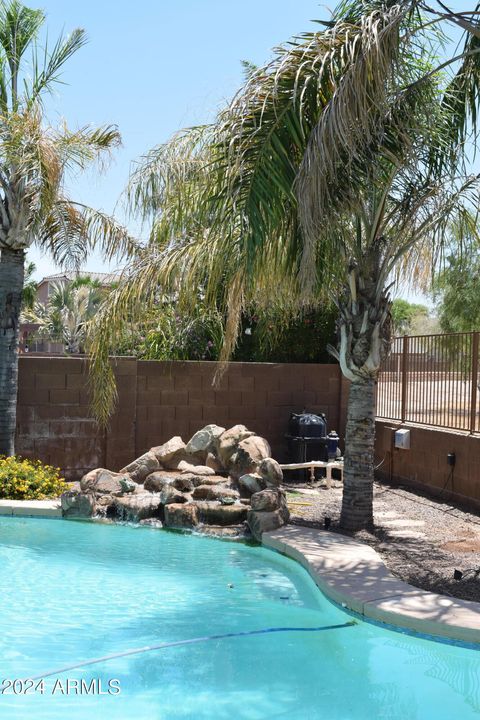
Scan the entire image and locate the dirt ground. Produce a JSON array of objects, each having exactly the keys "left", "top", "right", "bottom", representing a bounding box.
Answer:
[{"left": 284, "top": 477, "right": 480, "bottom": 603}]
